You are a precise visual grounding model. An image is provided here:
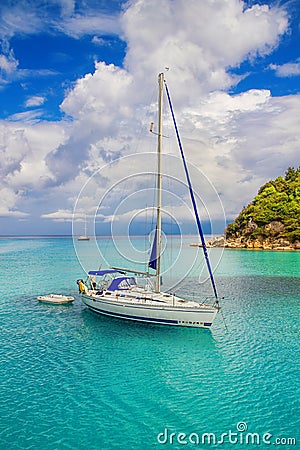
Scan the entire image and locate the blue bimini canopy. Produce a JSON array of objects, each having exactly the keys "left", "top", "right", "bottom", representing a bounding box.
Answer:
[
  {"left": 107, "top": 277, "right": 137, "bottom": 291},
  {"left": 88, "top": 270, "right": 121, "bottom": 276}
]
